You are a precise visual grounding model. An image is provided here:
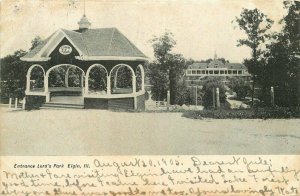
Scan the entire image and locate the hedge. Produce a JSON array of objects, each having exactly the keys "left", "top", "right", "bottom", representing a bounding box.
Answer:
[{"left": 182, "top": 107, "right": 300, "bottom": 119}]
